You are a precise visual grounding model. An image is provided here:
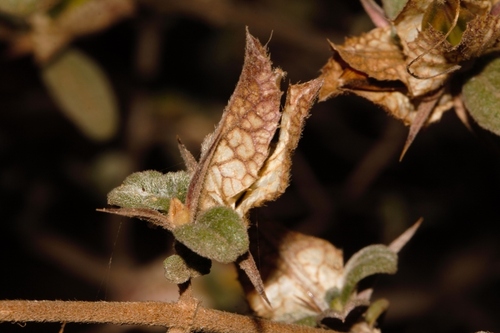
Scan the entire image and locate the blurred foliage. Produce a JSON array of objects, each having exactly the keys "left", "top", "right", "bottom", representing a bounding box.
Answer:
[
  {"left": 463, "top": 57, "right": 500, "bottom": 136},
  {"left": 0, "top": 1, "right": 499, "bottom": 333},
  {"left": 41, "top": 48, "right": 119, "bottom": 141}
]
